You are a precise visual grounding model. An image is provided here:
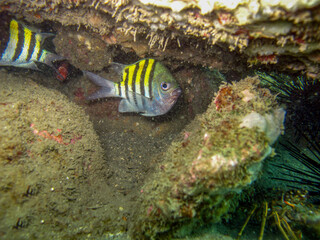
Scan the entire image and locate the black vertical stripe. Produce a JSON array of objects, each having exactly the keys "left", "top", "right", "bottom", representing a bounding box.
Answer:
[
  {"left": 26, "top": 32, "right": 36, "bottom": 62},
  {"left": 118, "top": 82, "right": 122, "bottom": 97},
  {"left": 140, "top": 59, "right": 148, "bottom": 98},
  {"left": 0, "top": 18, "right": 11, "bottom": 59},
  {"left": 148, "top": 61, "right": 156, "bottom": 99},
  {"left": 124, "top": 68, "right": 129, "bottom": 101},
  {"left": 12, "top": 23, "right": 24, "bottom": 61},
  {"left": 36, "top": 35, "right": 45, "bottom": 61},
  {"left": 132, "top": 62, "right": 139, "bottom": 106}
]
